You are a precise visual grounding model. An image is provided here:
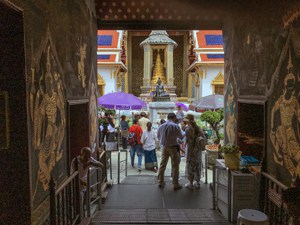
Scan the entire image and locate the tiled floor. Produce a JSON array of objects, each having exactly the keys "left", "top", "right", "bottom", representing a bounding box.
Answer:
[{"left": 92, "top": 150, "right": 231, "bottom": 224}]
